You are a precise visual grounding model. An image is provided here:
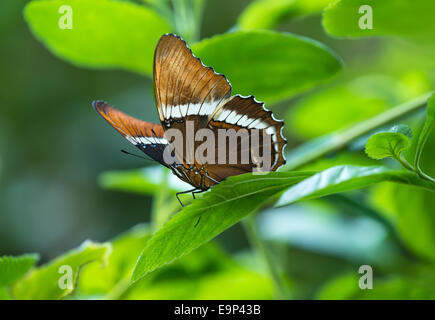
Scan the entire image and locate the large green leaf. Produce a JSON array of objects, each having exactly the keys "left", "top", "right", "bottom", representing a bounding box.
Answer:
[
  {"left": 0, "top": 254, "right": 39, "bottom": 286},
  {"left": 238, "top": 0, "right": 331, "bottom": 30},
  {"left": 131, "top": 171, "right": 312, "bottom": 283},
  {"left": 276, "top": 165, "right": 435, "bottom": 207},
  {"left": 12, "top": 240, "right": 111, "bottom": 300},
  {"left": 24, "top": 0, "right": 170, "bottom": 75},
  {"left": 323, "top": 0, "right": 435, "bottom": 40},
  {"left": 192, "top": 30, "right": 342, "bottom": 104}
]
